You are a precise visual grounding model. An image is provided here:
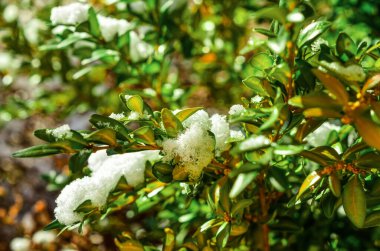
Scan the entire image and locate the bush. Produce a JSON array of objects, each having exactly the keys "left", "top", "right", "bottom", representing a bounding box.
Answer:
[{"left": 11, "top": 0, "right": 380, "bottom": 250}]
